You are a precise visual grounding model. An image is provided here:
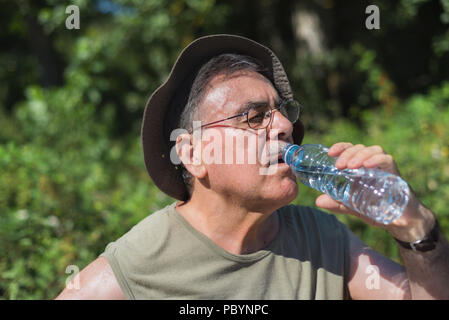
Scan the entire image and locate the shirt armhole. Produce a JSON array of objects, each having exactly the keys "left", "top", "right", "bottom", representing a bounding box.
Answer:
[
  {"left": 338, "top": 220, "right": 352, "bottom": 300},
  {"left": 100, "top": 247, "right": 136, "bottom": 300}
]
